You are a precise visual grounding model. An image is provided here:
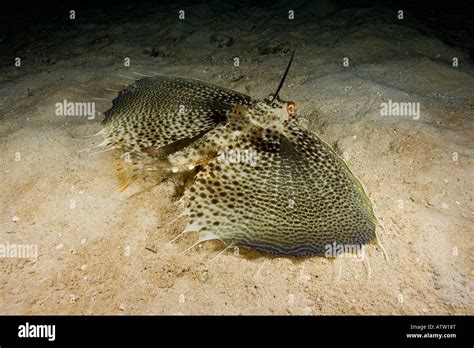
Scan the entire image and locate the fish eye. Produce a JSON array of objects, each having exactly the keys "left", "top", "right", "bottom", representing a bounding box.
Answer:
[{"left": 286, "top": 102, "right": 296, "bottom": 117}]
